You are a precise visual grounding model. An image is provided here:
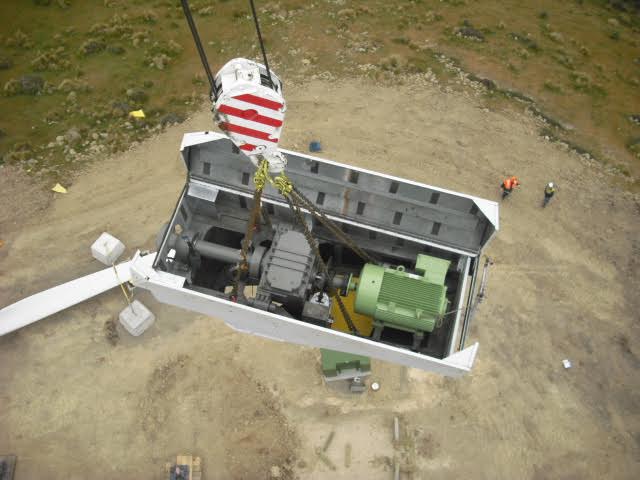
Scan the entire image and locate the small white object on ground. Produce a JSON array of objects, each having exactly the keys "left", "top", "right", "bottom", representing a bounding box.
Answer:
[
  {"left": 393, "top": 416, "right": 400, "bottom": 442},
  {"left": 270, "top": 465, "right": 281, "bottom": 478},
  {"left": 562, "top": 359, "right": 572, "bottom": 369},
  {"left": 371, "top": 381, "right": 380, "bottom": 391},
  {"left": 119, "top": 300, "right": 155, "bottom": 336},
  {"left": 91, "top": 232, "right": 125, "bottom": 266}
]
